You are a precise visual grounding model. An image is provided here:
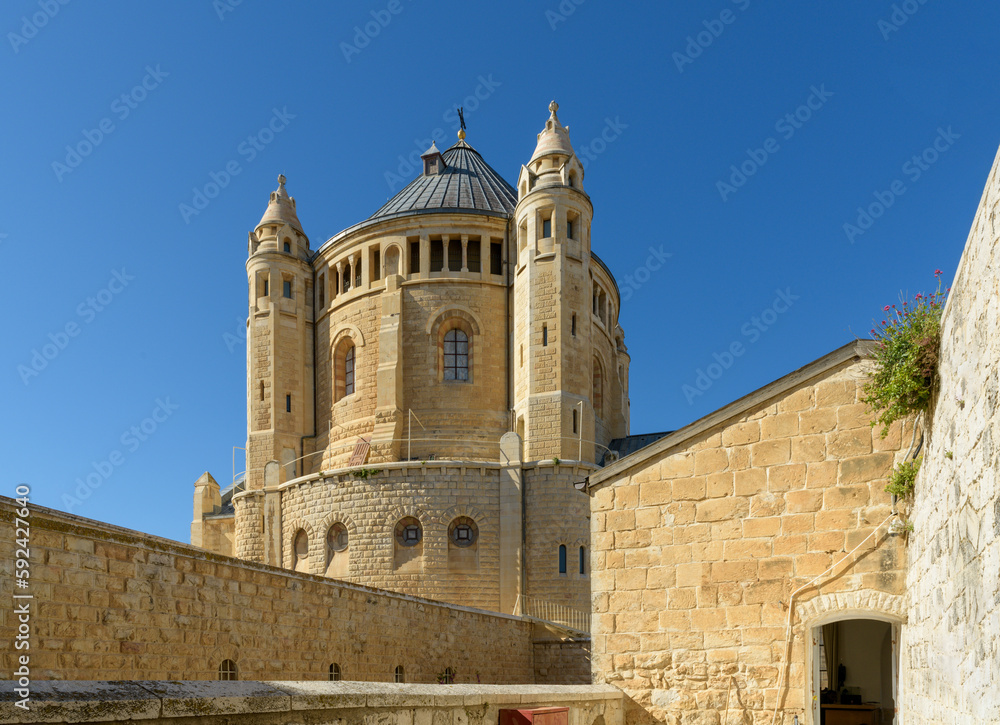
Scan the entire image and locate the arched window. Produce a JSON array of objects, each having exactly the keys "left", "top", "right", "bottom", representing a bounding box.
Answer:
[
  {"left": 218, "top": 659, "right": 238, "bottom": 681},
  {"left": 558, "top": 544, "right": 567, "bottom": 574},
  {"left": 449, "top": 517, "right": 478, "bottom": 547},
  {"left": 326, "top": 522, "right": 349, "bottom": 578},
  {"left": 393, "top": 517, "right": 423, "bottom": 573},
  {"left": 293, "top": 530, "right": 309, "bottom": 573},
  {"left": 443, "top": 329, "right": 469, "bottom": 381},
  {"left": 394, "top": 665, "right": 405, "bottom": 683},
  {"left": 395, "top": 517, "right": 422, "bottom": 547},
  {"left": 342, "top": 263, "right": 351, "bottom": 292},
  {"left": 345, "top": 346, "right": 355, "bottom": 395},
  {"left": 329, "top": 663, "right": 341, "bottom": 681},
  {"left": 579, "top": 546, "right": 586, "bottom": 575}
]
